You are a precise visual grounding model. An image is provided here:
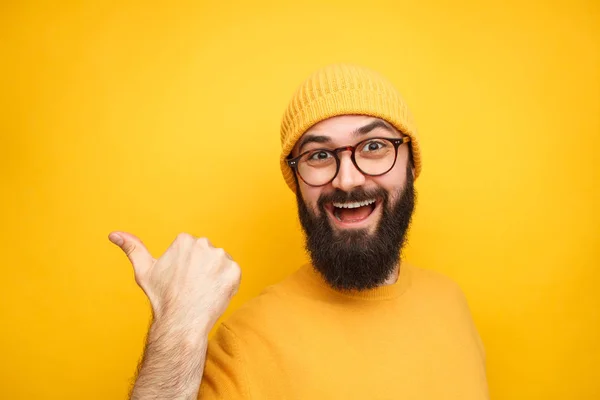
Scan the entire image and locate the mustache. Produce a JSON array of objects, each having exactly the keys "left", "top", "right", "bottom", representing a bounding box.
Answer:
[{"left": 317, "top": 187, "right": 389, "bottom": 209}]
